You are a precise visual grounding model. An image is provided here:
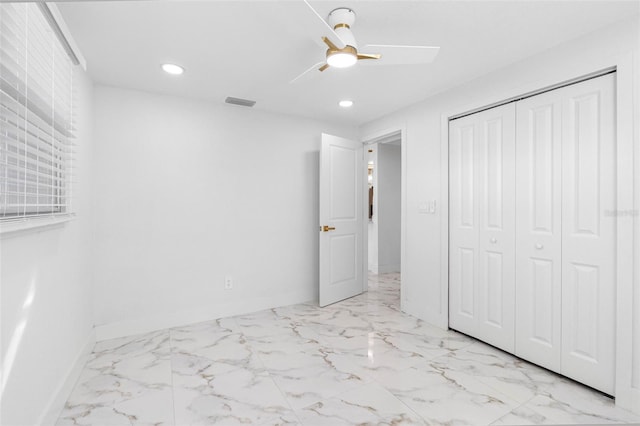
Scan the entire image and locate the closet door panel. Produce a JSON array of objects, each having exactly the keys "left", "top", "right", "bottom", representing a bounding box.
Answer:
[
  {"left": 449, "top": 104, "right": 516, "bottom": 351},
  {"left": 449, "top": 118, "right": 480, "bottom": 335},
  {"left": 560, "top": 74, "right": 616, "bottom": 395},
  {"left": 477, "top": 105, "right": 516, "bottom": 352},
  {"left": 515, "top": 94, "right": 562, "bottom": 372}
]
